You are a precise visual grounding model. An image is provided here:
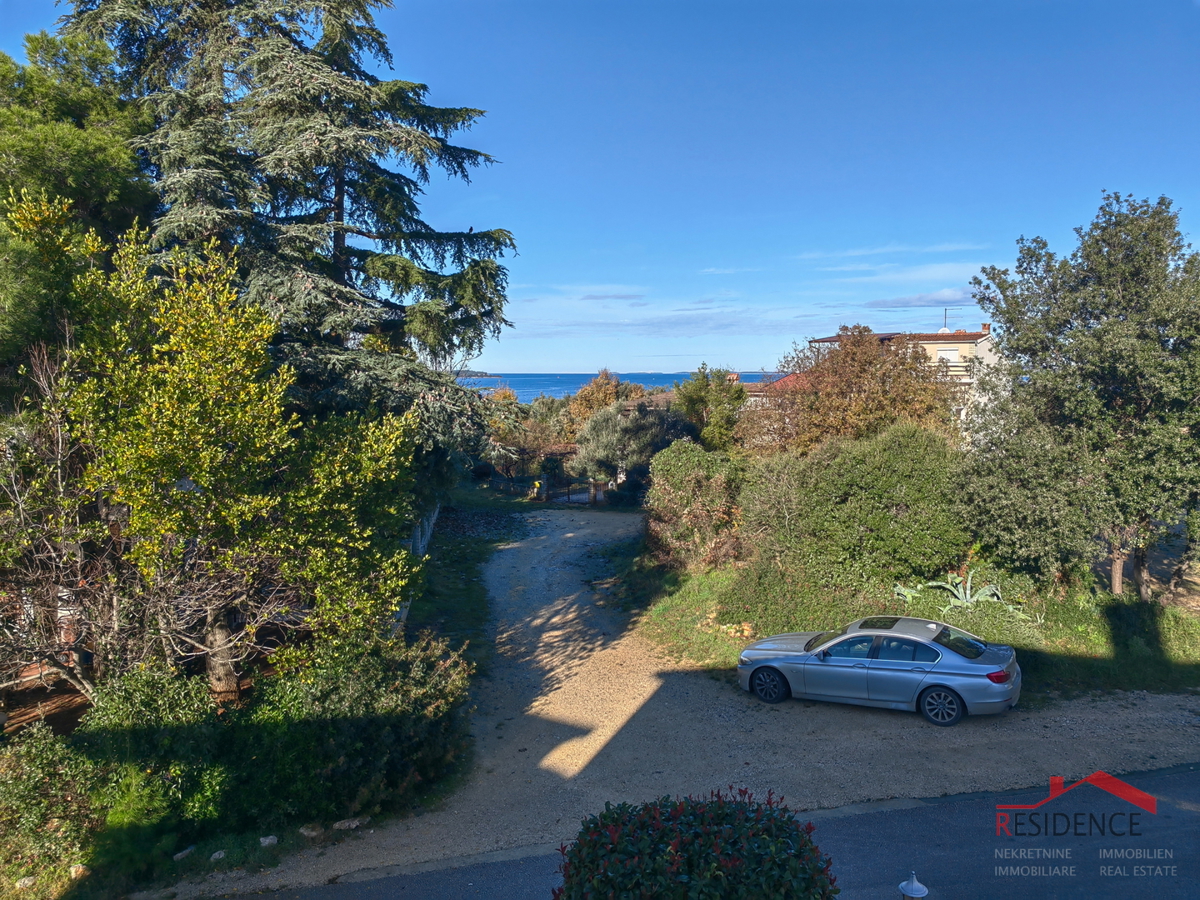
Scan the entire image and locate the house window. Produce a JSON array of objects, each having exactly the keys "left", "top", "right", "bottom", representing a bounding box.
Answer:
[{"left": 936, "top": 347, "right": 959, "bottom": 362}]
